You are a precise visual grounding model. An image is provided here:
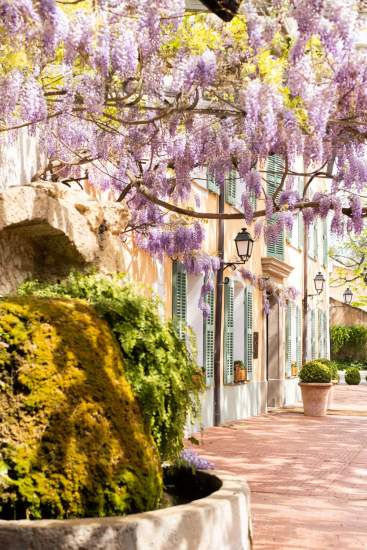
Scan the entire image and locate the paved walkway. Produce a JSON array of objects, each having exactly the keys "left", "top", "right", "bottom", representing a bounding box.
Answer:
[{"left": 194, "top": 385, "right": 367, "bottom": 550}]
